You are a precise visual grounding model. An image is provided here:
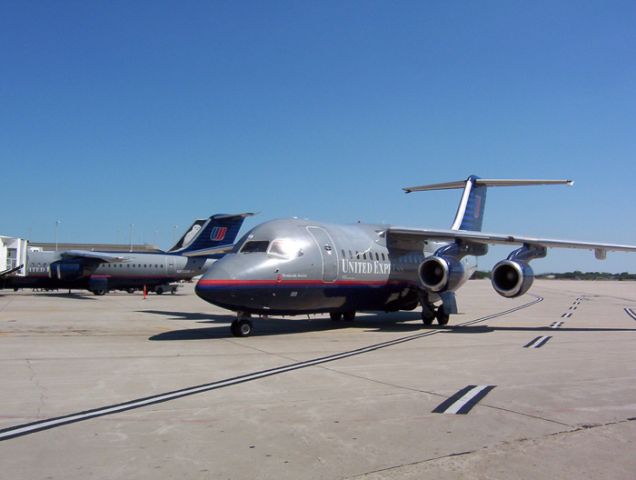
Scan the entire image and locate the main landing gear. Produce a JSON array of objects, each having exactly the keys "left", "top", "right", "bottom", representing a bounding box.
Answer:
[
  {"left": 231, "top": 312, "right": 253, "bottom": 337},
  {"left": 421, "top": 303, "right": 449, "bottom": 326}
]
